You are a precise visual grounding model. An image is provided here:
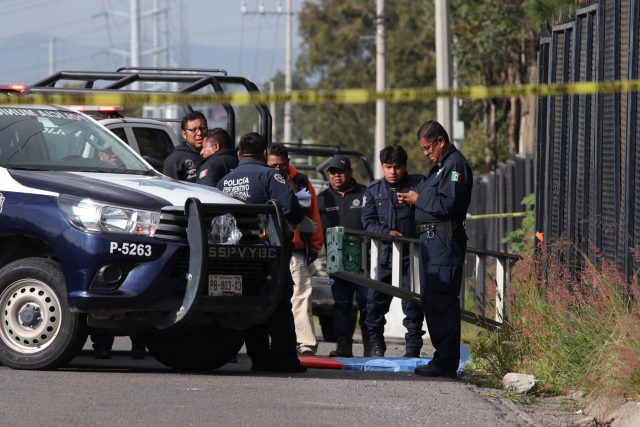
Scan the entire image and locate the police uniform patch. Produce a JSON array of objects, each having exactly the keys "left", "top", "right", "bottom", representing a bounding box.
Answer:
[
  {"left": 451, "top": 171, "right": 461, "bottom": 182},
  {"left": 199, "top": 169, "right": 208, "bottom": 178},
  {"left": 352, "top": 199, "right": 361, "bottom": 207},
  {"left": 274, "top": 174, "right": 286, "bottom": 184}
]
